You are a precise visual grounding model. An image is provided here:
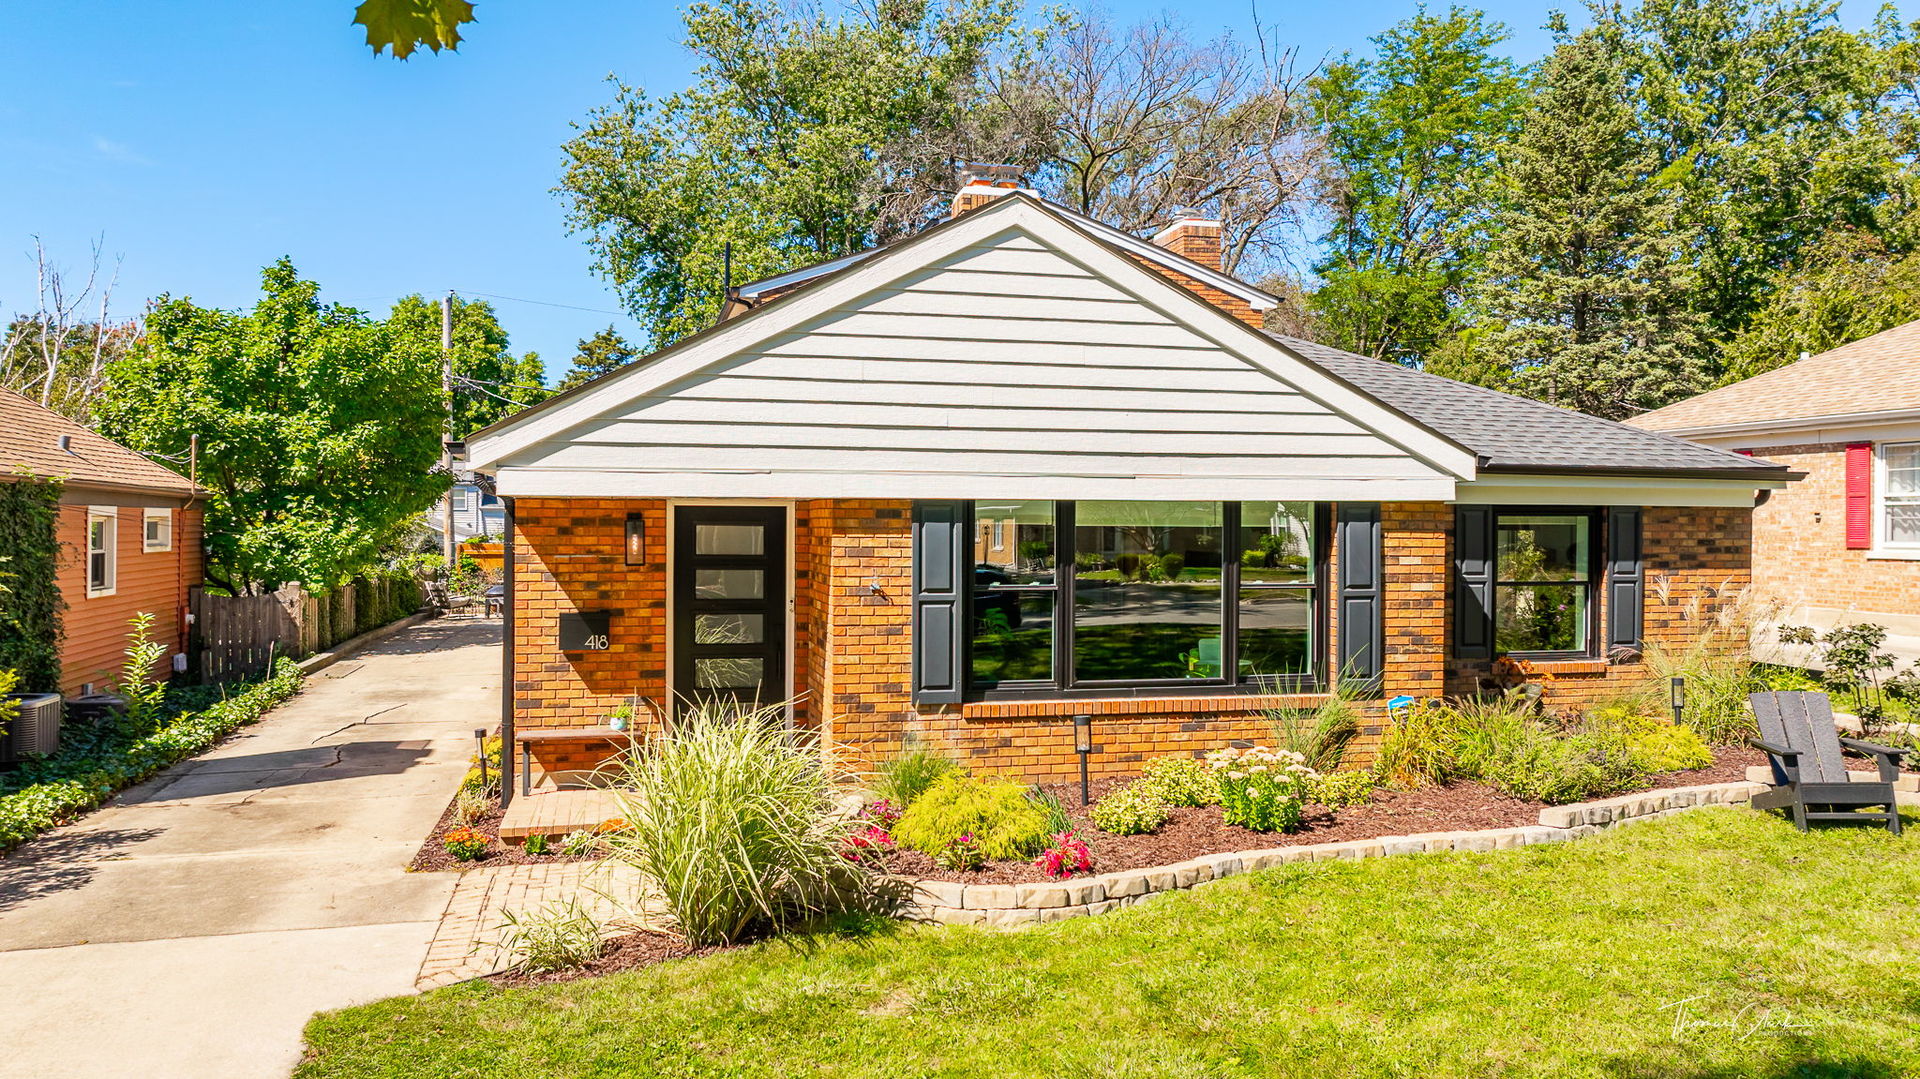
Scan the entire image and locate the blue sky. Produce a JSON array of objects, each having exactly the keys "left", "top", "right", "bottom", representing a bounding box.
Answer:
[{"left": 0, "top": 1, "right": 1904, "bottom": 382}]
